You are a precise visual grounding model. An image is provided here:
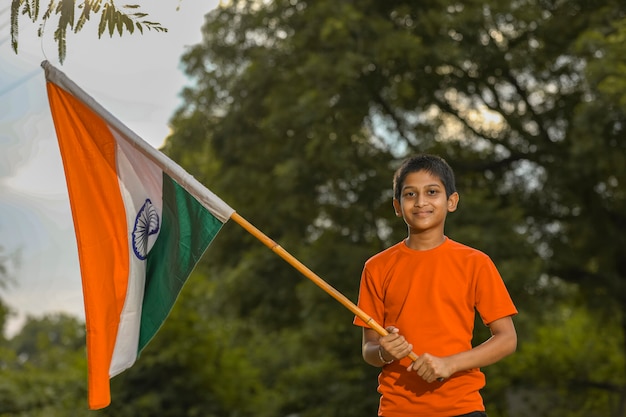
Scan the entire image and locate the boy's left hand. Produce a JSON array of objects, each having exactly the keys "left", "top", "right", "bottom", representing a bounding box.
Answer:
[{"left": 407, "top": 353, "right": 452, "bottom": 383}]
